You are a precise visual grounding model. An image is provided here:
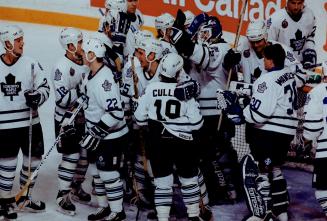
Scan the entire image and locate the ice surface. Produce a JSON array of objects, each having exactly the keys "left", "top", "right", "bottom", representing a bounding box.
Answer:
[{"left": 0, "top": 21, "right": 325, "bottom": 221}]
